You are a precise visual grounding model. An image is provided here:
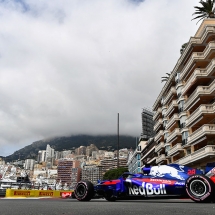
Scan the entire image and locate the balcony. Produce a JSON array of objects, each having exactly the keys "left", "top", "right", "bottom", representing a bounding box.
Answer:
[
  {"left": 153, "top": 108, "right": 162, "bottom": 121},
  {"left": 180, "top": 41, "right": 215, "bottom": 80},
  {"left": 166, "top": 128, "right": 181, "bottom": 143},
  {"left": 165, "top": 100, "right": 178, "bottom": 117},
  {"left": 147, "top": 156, "right": 157, "bottom": 165},
  {"left": 184, "top": 79, "right": 215, "bottom": 111},
  {"left": 141, "top": 146, "right": 155, "bottom": 161},
  {"left": 167, "top": 143, "right": 183, "bottom": 156},
  {"left": 186, "top": 103, "right": 215, "bottom": 127},
  {"left": 155, "top": 142, "right": 165, "bottom": 153},
  {"left": 152, "top": 25, "right": 215, "bottom": 114},
  {"left": 166, "top": 114, "right": 179, "bottom": 130},
  {"left": 156, "top": 154, "right": 167, "bottom": 164},
  {"left": 154, "top": 130, "right": 164, "bottom": 142},
  {"left": 173, "top": 145, "right": 215, "bottom": 165},
  {"left": 187, "top": 124, "right": 215, "bottom": 145},
  {"left": 182, "top": 59, "right": 215, "bottom": 96},
  {"left": 163, "top": 87, "right": 176, "bottom": 105},
  {"left": 154, "top": 119, "right": 163, "bottom": 132}
]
